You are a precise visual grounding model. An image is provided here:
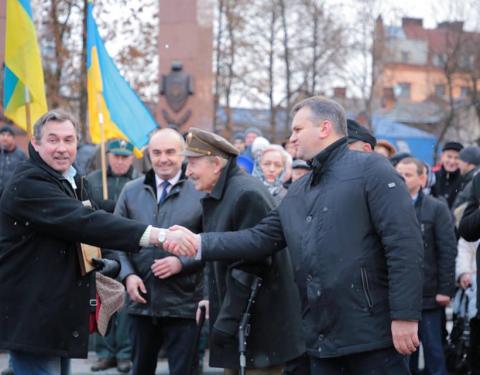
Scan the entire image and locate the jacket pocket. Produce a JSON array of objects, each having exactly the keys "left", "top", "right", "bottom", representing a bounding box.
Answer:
[{"left": 360, "top": 267, "right": 373, "bottom": 312}]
